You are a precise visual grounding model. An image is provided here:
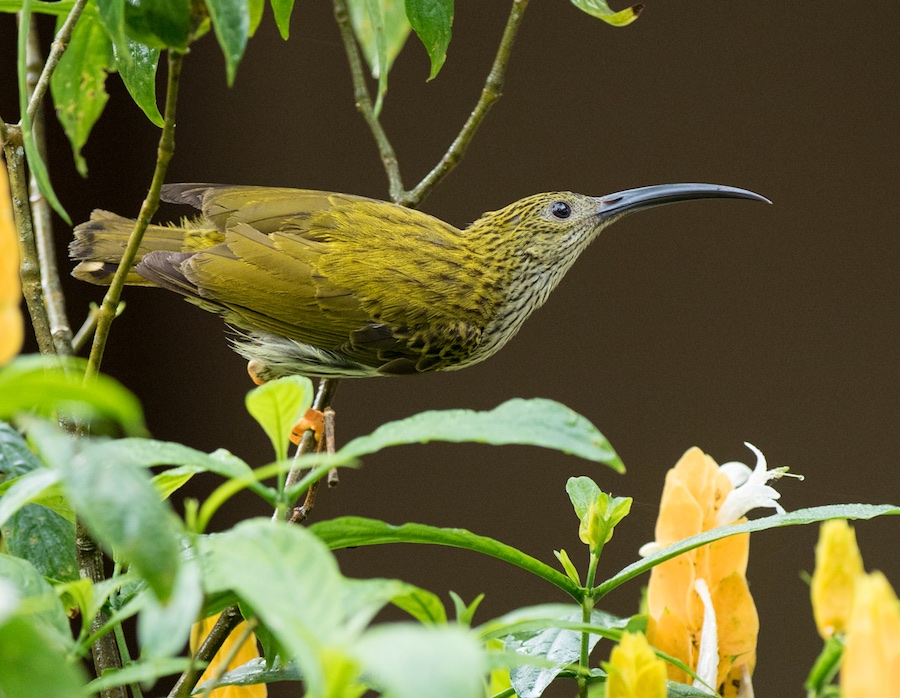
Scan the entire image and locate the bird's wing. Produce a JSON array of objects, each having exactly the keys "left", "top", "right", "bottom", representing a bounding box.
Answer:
[{"left": 150, "top": 186, "right": 496, "bottom": 373}]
